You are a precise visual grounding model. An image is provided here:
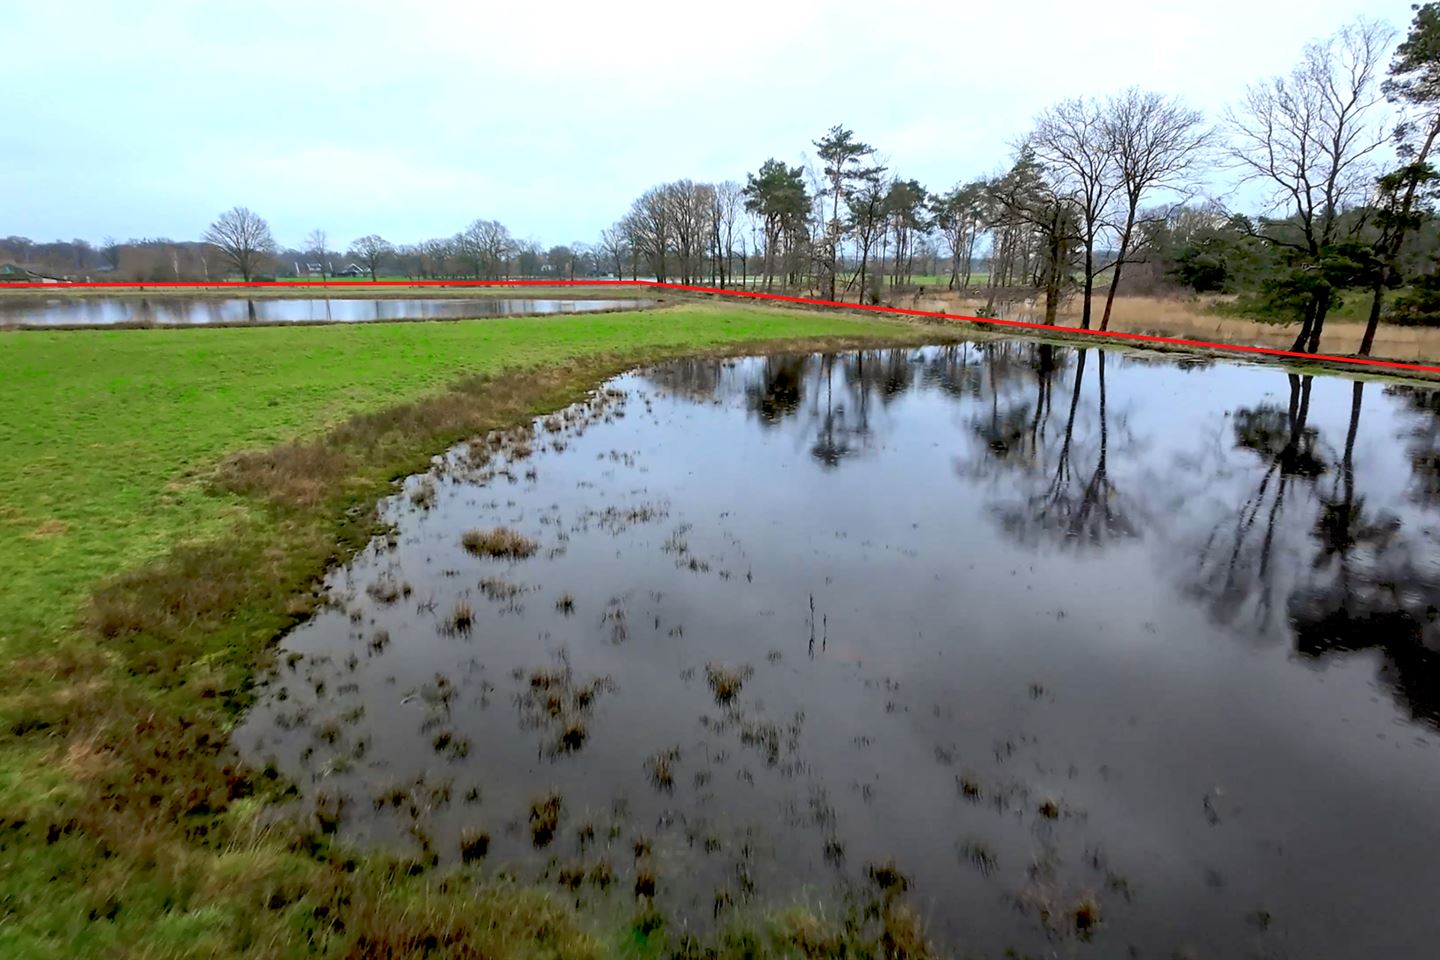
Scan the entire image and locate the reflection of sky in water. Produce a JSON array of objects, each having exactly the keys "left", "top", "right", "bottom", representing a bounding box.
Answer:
[
  {"left": 0, "top": 297, "right": 654, "bottom": 325},
  {"left": 238, "top": 343, "right": 1440, "bottom": 959}
]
